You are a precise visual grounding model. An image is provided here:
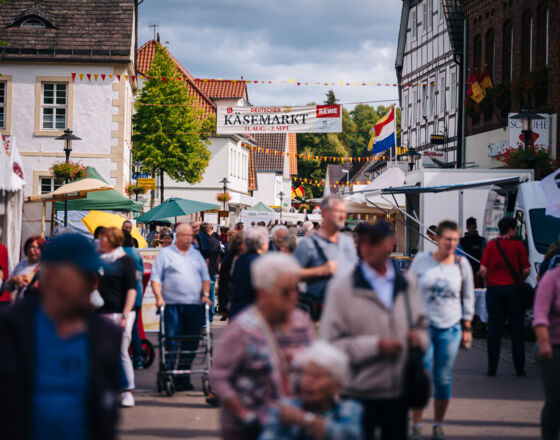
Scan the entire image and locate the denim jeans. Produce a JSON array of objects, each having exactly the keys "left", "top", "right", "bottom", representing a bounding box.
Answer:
[
  {"left": 130, "top": 305, "right": 142, "bottom": 364},
  {"left": 163, "top": 304, "right": 204, "bottom": 384},
  {"left": 209, "top": 274, "right": 217, "bottom": 322},
  {"left": 486, "top": 284, "right": 525, "bottom": 373},
  {"left": 423, "top": 323, "right": 462, "bottom": 400},
  {"left": 538, "top": 345, "right": 560, "bottom": 440}
]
